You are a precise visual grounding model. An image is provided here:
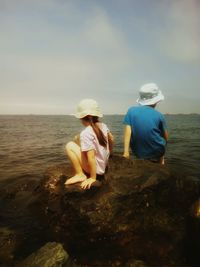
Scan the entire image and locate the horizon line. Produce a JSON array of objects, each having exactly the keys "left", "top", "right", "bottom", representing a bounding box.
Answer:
[{"left": 0, "top": 113, "right": 200, "bottom": 116}]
